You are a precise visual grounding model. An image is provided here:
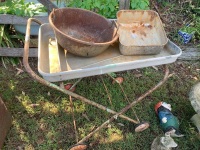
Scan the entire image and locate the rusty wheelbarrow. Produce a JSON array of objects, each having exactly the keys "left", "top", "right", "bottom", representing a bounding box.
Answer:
[
  {"left": 23, "top": 2, "right": 181, "bottom": 150},
  {"left": 24, "top": 21, "right": 174, "bottom": 150}
]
